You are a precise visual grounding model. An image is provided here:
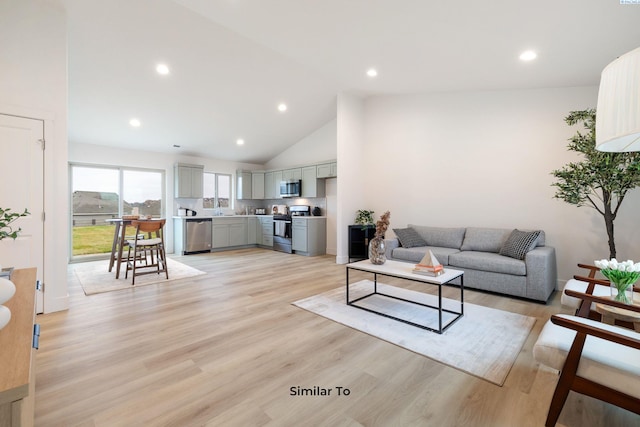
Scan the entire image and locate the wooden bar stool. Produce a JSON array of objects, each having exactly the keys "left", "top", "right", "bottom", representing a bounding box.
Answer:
[{"left": 125, "top": 219, "right": 168, "bottom": 285}]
